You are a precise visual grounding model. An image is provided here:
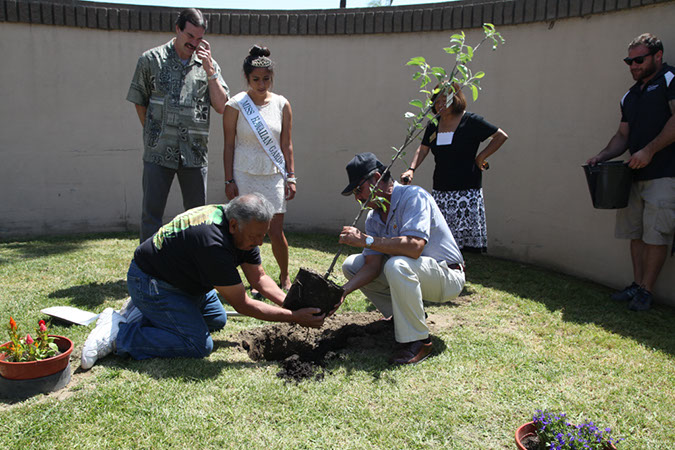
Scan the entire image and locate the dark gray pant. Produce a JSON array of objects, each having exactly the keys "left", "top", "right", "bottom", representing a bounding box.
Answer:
[{"left": 140, "top": 161, "right": 208, "bottom": 242}]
